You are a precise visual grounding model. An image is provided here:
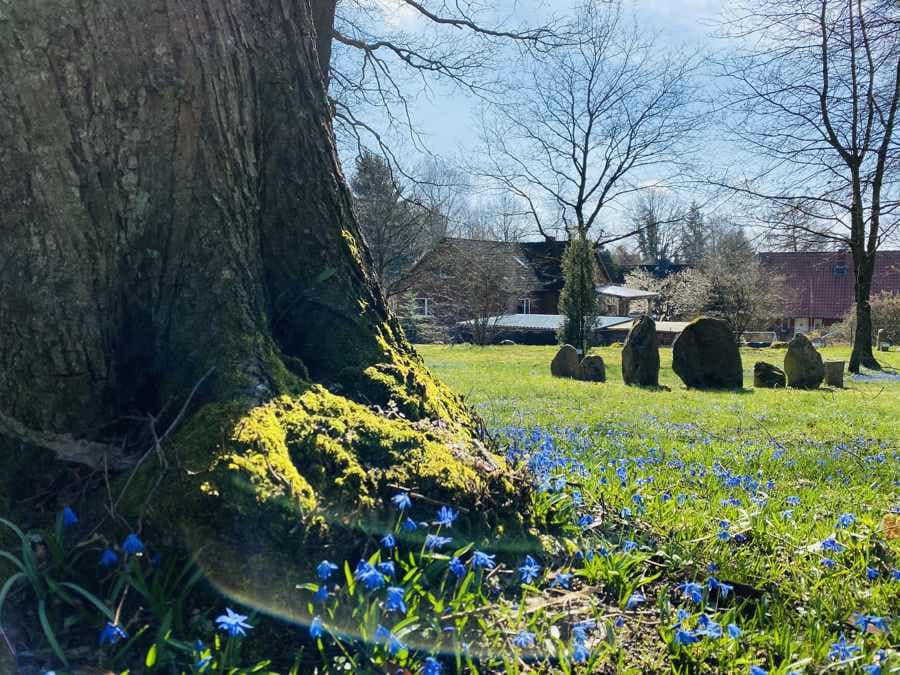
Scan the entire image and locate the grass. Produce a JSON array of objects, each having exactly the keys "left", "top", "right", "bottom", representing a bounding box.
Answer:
[
  {"left": 418, "top": 344, "right": 900, "bottom": 441},
  {"left": 413, "top": 343, "right": 899, "bottom": 673},
  {"left": 4, "top": 345, "right": 897, "bottom": 673}
]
